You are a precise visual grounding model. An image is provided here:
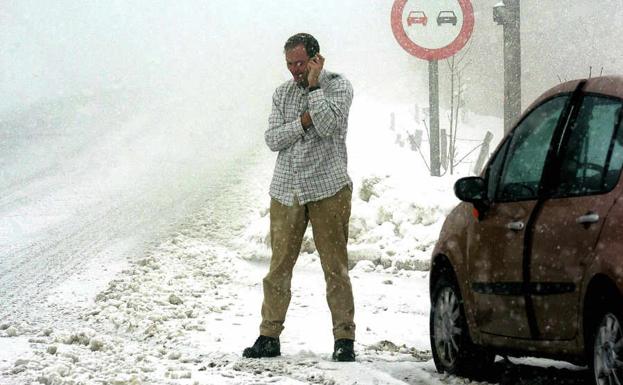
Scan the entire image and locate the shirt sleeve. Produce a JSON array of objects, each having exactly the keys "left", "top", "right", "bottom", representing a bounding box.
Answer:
[
  {"left": 265, "top": 88, "right": 306, "bottom": 152},
  {"left": 308, "top": 77, "right": 353, "bottom": 138}
]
